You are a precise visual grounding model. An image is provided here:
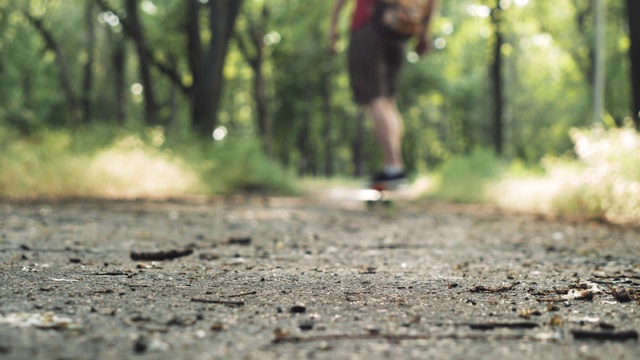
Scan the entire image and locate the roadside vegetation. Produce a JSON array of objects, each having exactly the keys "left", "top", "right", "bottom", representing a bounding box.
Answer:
[
  {"left": 490, "top": 124, "right": 640, "bottom": 225},
  {"left": 4, "top": 123, "right": 640, "bottom": 226},
  {"left": 434, "top": 124, "right": 640, "bottom": 225},
  {"left": 1, "top": 1, "right": 639, "bottom": 225},
  {"left": 0, "top": 125, "right": 296, "bottom": 199}
]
